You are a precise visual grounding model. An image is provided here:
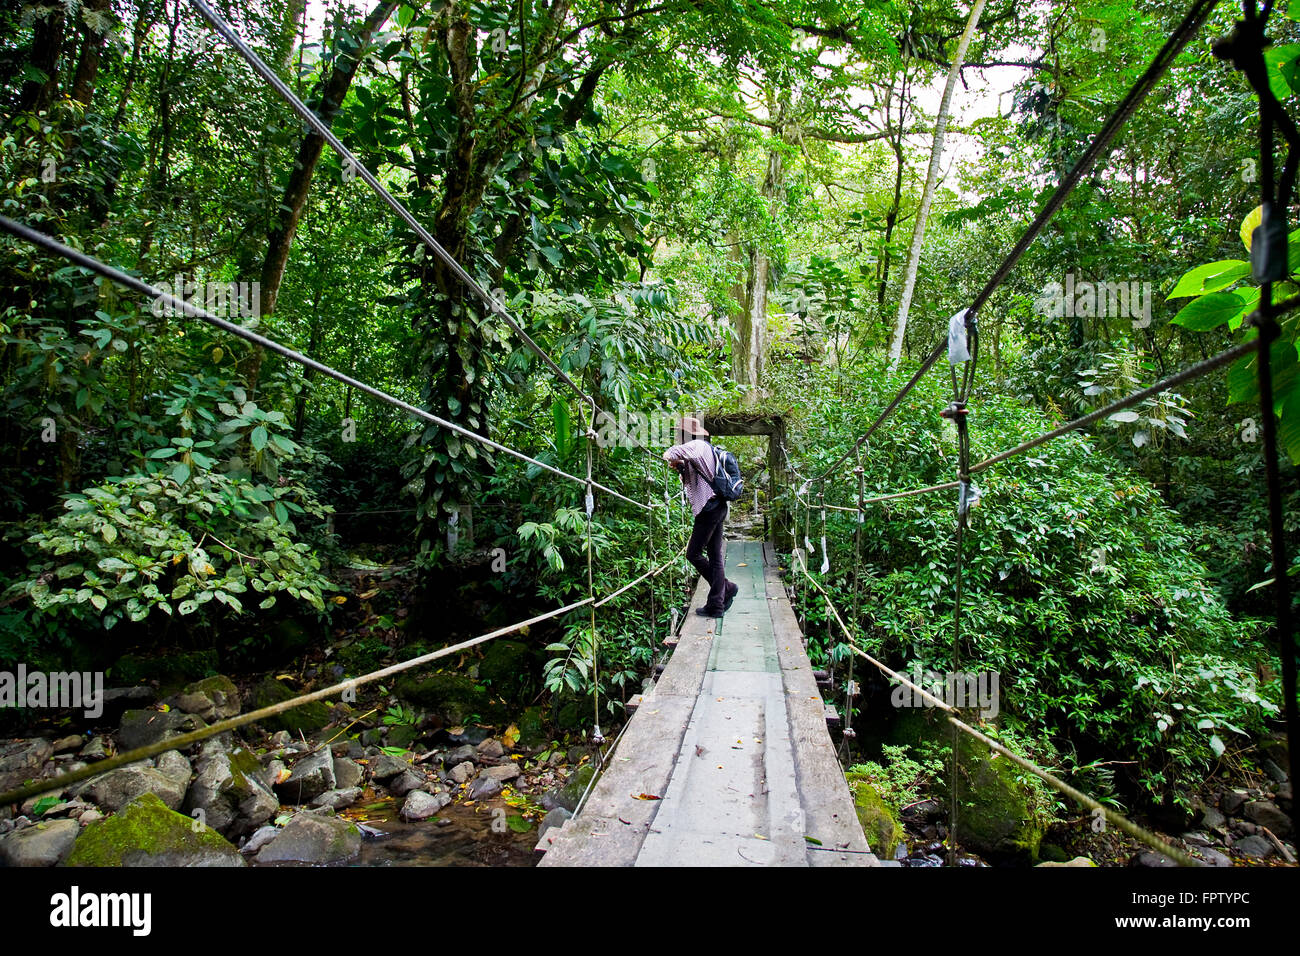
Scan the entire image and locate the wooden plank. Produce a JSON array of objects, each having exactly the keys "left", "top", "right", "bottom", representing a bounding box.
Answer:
[
  {"left": 651, "top": 576, "right": 716, "bottom": 699},
  {"left": 537, "top": 694, "right": 697, "bottom": 866},
  {"left": 539, "top": 577, "right": 714, "bottom": 866},
  {"left": 762, "top": 541, "right": 876, "bottom": 865}
]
